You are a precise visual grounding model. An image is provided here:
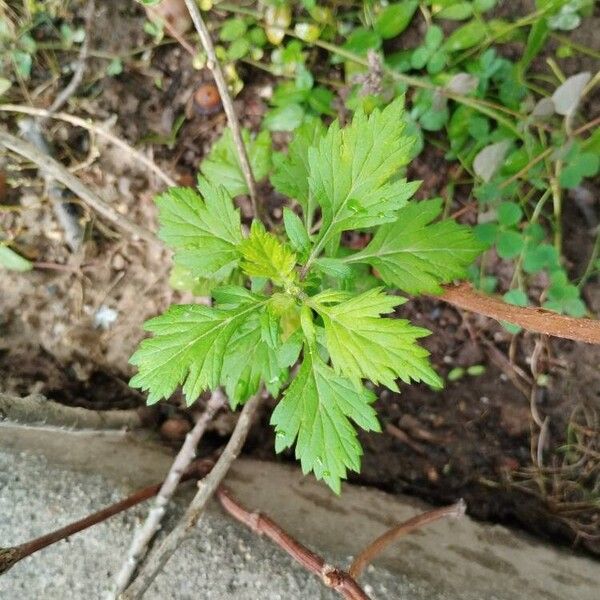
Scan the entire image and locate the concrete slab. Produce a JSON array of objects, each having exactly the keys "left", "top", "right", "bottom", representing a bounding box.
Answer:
[{"left": 0, "top": 424, "right": 598, "bottom": 599}]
